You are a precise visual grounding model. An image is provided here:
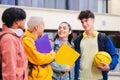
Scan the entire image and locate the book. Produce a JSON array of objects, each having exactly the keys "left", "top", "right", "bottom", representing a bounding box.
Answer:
[
  {"left": 35, "top": 34, "right": 52, "bottom": 53},
  {"left": 35, "top": 34, "right": 52, "bottom": 67},
  {"left": 55, "top": 43, "right": 80, "bottom": 66}
]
